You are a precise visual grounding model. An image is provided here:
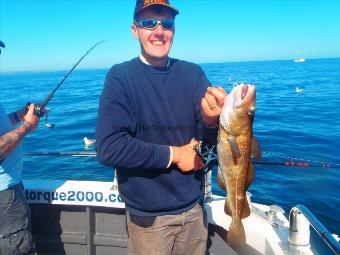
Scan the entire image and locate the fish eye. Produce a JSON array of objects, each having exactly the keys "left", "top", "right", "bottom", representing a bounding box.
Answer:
[{"left": 247, "top": 107, "right": 255, "bottom": 116}]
